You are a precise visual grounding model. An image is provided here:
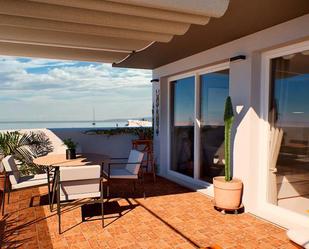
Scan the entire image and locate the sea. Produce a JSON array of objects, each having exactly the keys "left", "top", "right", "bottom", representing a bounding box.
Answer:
[{"left": 0, "top": 121, "right": 128, "bottom": 130}]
